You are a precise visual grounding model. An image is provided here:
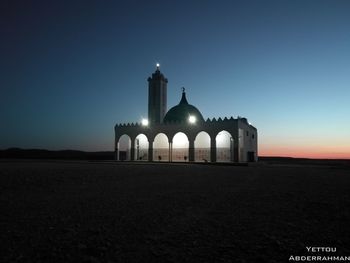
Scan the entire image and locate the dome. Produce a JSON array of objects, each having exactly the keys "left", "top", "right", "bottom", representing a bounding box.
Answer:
[{"left": 163, "top": 90, "right": 204, "bottom": 123}]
